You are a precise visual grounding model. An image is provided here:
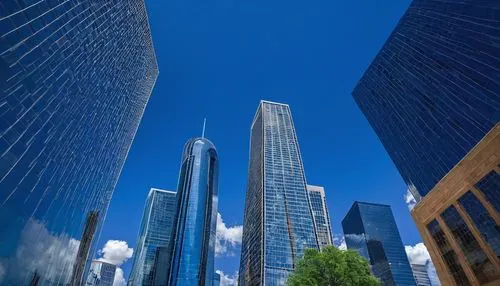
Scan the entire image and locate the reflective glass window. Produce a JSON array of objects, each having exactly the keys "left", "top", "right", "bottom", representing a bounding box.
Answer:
[
  {"left": 459, "top": 191, "right": 500, "bottom": 257},
  {"left": 441, "top": 206, "right": 499, "bottom": 283},
  {"left": 427, "top": 220, "right": 470, "bottom": 286},
  {"left": 475, "top": 171, "right": 500, "bottom": 213}
]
